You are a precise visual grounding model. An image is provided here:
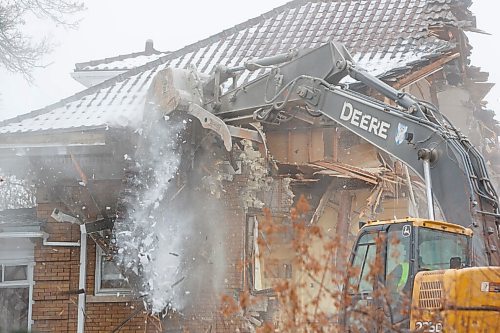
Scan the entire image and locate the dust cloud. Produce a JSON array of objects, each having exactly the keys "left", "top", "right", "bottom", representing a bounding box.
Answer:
[{"left": 113, "top": 114, "right": 227, "bottom": 314}]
